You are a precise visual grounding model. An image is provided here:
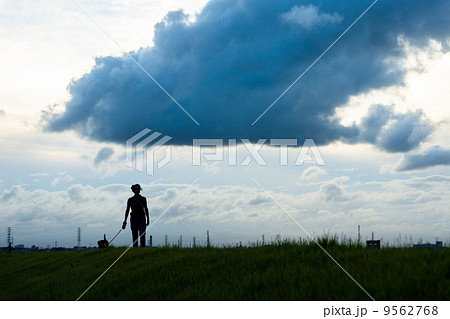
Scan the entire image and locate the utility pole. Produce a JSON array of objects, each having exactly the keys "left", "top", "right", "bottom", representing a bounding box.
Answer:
[
  {"left": 179, "top": 235, "right": 182, "bottom": 247},
  {"left": 207, "top": 230, "right": 210, "bottom": 247},
  {"left": 262, "top": 234, "right": 265, "bottom": 246},
  {"left": 77, "top": 227, "right": 81, "bottom": 247},
  {"left": 193, "top": 236, "right": 196, "bottom": 248},
  {"left": 7, "top": 227, "right": 11, "bottom": 246},
  {"left": 165, "top": 234, "right": 168, "bottom": 246},
  {"left": 358, "top": 225, "right": 361, "bottom": 243}
]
